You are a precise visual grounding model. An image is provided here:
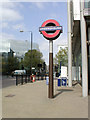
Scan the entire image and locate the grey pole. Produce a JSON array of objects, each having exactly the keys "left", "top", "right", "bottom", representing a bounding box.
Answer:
[
  {"left": 49, "top": 40, "right": 53, "bottom": 98},
  {"left": 30, "top": 32, "right": 32, "bottom": 75},
  {"left": 67, "top": 0, "right": 72, "bottom": 87},
  {"left": 80, "top": 0, "right": 88, "bottom": 97},
  {"left": 20, "top": 30, "right": 33, "bottom": 75}
]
